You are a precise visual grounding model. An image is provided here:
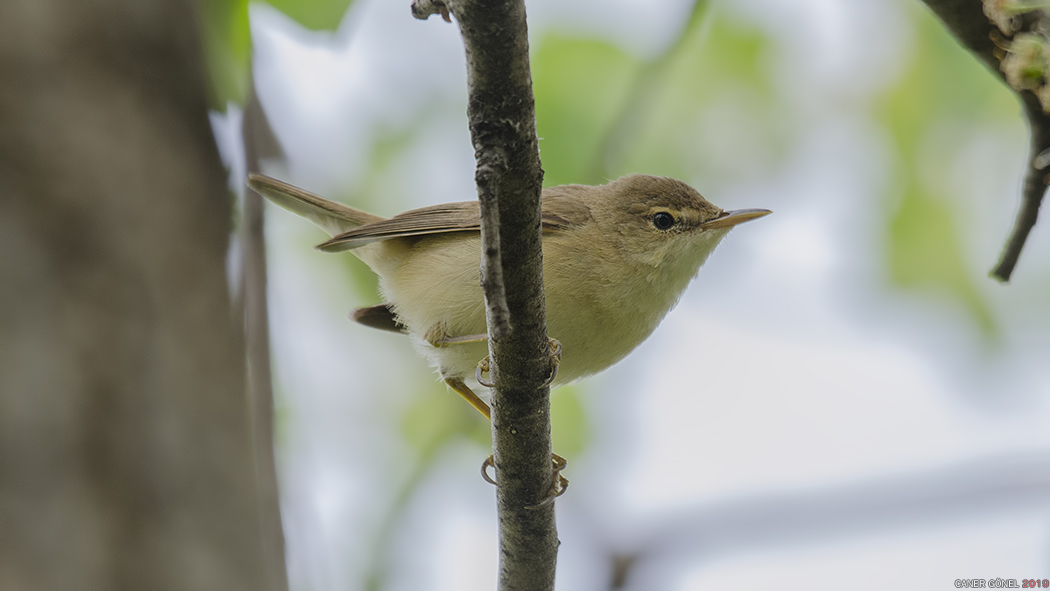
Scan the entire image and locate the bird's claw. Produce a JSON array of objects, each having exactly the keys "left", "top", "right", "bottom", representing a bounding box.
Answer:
[
  {"left": 480, "top": 453, "right": 569, "bottom": 509},
  {"left": 476, "top": 338, "right": 566, "bottom": 507},
  {"left": 481, "top": 454, "right": 498, "bottom": 485},
  {"left": 476, "top": 357, "right": 495, "bottom": 388},
  {"left": 475, "top": 338, "right": 561, "bottom": 390},
  {"left": 539, "top": 338, "right": 562, "bottom": 388}
]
